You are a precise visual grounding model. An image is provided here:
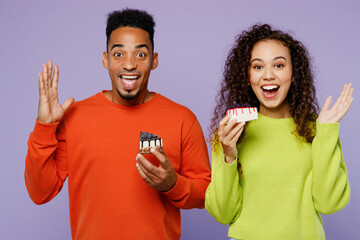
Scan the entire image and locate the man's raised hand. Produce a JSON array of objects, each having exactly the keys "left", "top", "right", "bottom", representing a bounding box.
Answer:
[{"left": 38, "top": 60, "right": 74, "bottom": 124}]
